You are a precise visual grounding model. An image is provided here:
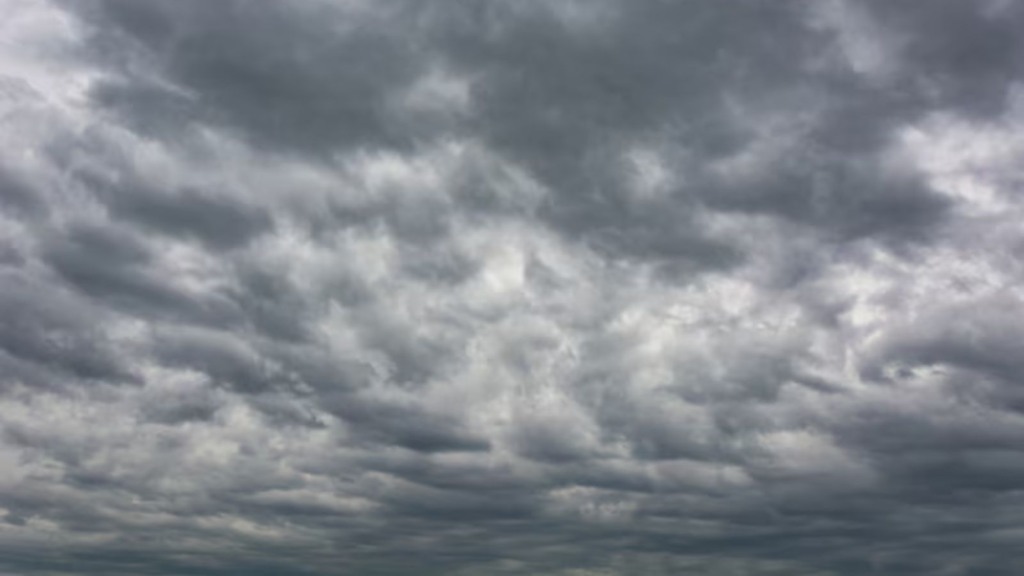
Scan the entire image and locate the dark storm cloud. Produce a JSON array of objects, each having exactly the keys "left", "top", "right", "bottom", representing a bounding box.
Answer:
[{"left": 4, "top": 0, "right": 1024, "bottom": 574}]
